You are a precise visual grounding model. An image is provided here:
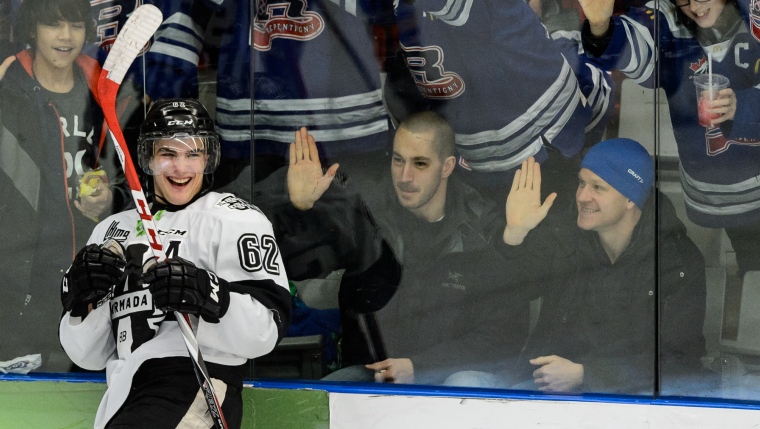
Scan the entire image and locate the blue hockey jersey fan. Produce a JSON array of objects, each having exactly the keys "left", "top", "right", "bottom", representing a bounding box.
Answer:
[
  {"left": 583, "top": 0, "right": 760, "bottom": 229},
  {"left": 389, "top": 0, "right": 590, "bottom": 180},
  {"left": 223, "top": 0, "right": 392, "bottom": 161},
  {"left": 89, "top": 0, "right": 210, "bottom": 101},
  {"left": 555, "top": 33, "right": 614, "bottom": 147}
]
